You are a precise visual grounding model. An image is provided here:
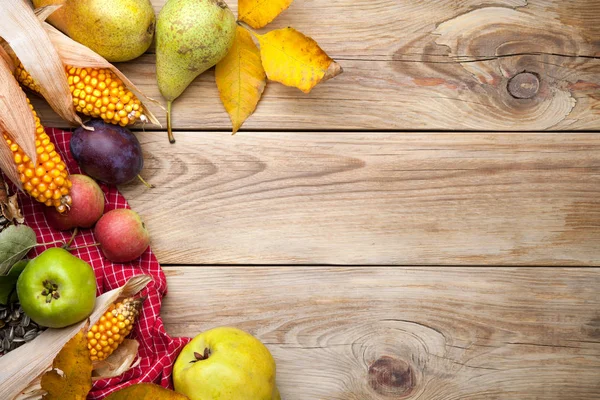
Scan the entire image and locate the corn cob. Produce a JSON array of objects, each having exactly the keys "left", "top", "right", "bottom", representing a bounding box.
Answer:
[
  {"left": 3, "top": 98, "right": 72, "bottom": 213},
  {"left": 87, "top": 297, "right": 143, "bottom": 361},
  {"left": 14, "top": 62, "right": 147, "bottom": 127}
]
